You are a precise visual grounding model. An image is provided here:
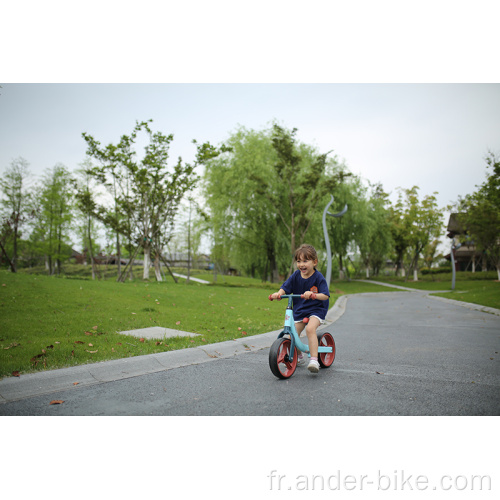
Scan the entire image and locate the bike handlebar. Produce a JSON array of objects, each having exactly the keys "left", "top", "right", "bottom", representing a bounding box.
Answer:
[{"left": 268, "top": 293, "right": 317, "bottom": 301}]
